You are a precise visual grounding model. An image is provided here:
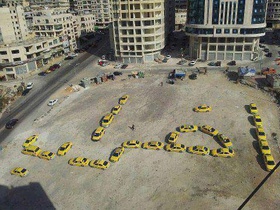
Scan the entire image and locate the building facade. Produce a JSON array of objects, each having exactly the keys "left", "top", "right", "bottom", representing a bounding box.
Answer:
[
  {"left": 175, "top": 0, "right": 187, "bottom": 30},
  {"left": 185, "top": 0, "right": 267, "bottom": 61},
  {"left": 93, "top": 0, "right": 112, "bottom": 29},
  {"left": 266, "top": 0, "right": 280, "bottom": 29}
]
